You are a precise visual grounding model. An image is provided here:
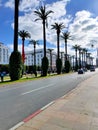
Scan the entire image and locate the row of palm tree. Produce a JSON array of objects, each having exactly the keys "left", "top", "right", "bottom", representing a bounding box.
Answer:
[
  {"left": 9, "top": 2, "right": 94, "bottom": 80},
  {"left": 72, "top": 45, "right": 93, "bottom": 70}
]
